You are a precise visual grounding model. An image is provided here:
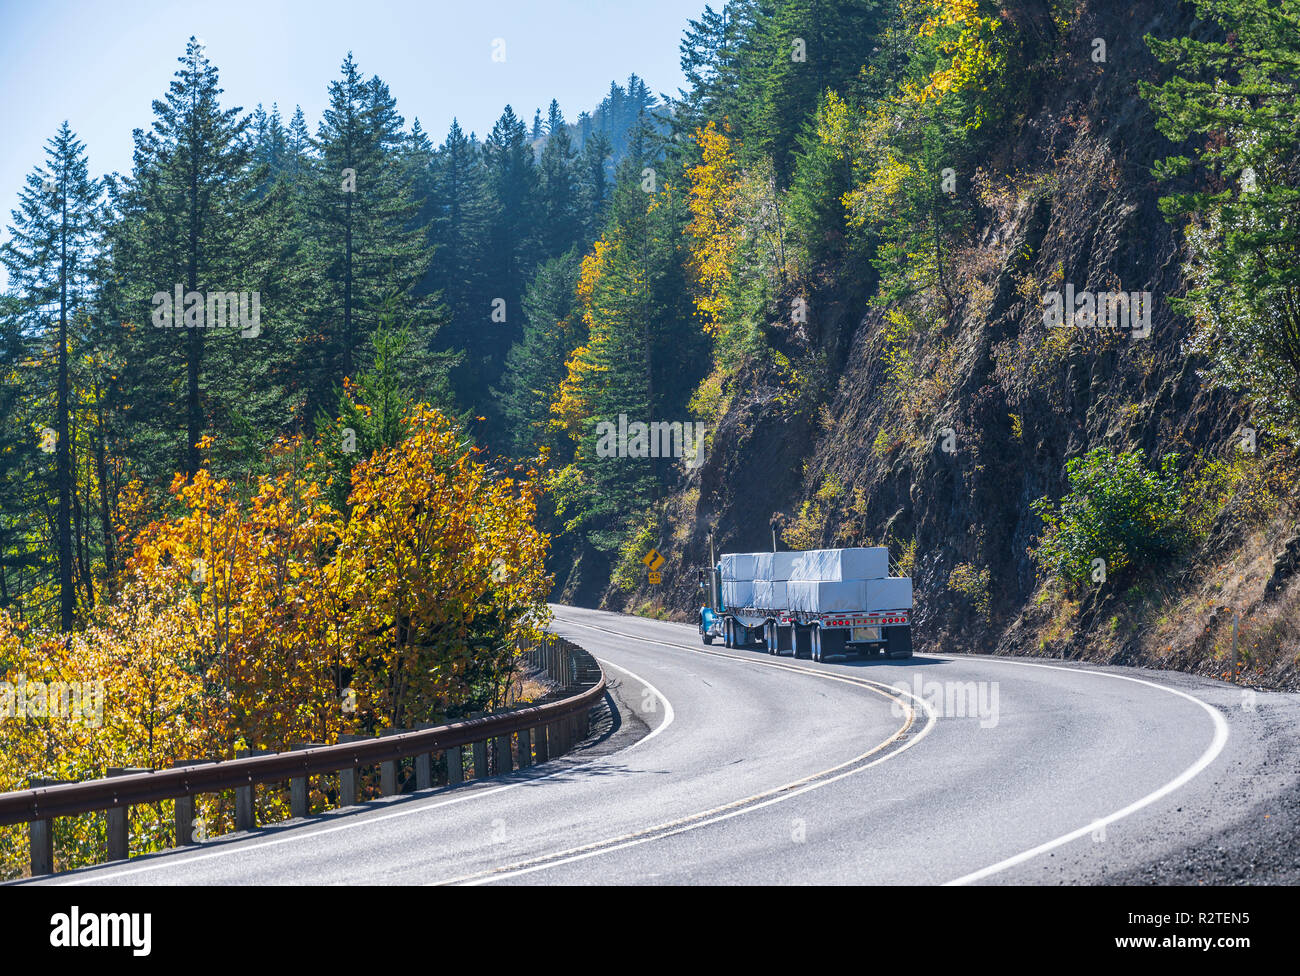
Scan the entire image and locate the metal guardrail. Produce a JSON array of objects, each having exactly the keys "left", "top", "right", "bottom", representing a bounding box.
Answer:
[{"left": 1, "top": 633, "right": 604, "bottom": 878}]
